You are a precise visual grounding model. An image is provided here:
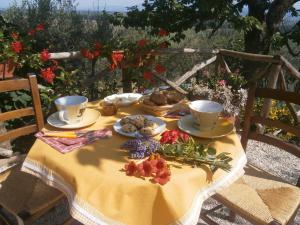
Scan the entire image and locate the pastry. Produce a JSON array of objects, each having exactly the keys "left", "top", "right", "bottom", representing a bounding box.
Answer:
[
  {"left": 122, "top": 124, "right": 137, "bottom": 133},
  {"left": 144, "top": 119, "right": 157, "bottom": 129},
  {"left": 140, "top": 127, "right": 156, "bottom": 136},
  {"left": 164, "top": 91, "right": 184, "bottom": 104},
  {"left": 120, "top": 117, "right": 132, "bottom": 125},
  {"left": 143, "top": 98, "right": 156, "bottom": 106},
  {"left": 130, "top": 115, "right": 145, "bottom": 129},
  {"left": 150, "top": 91, "right": 168, "bottom": 106}
]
